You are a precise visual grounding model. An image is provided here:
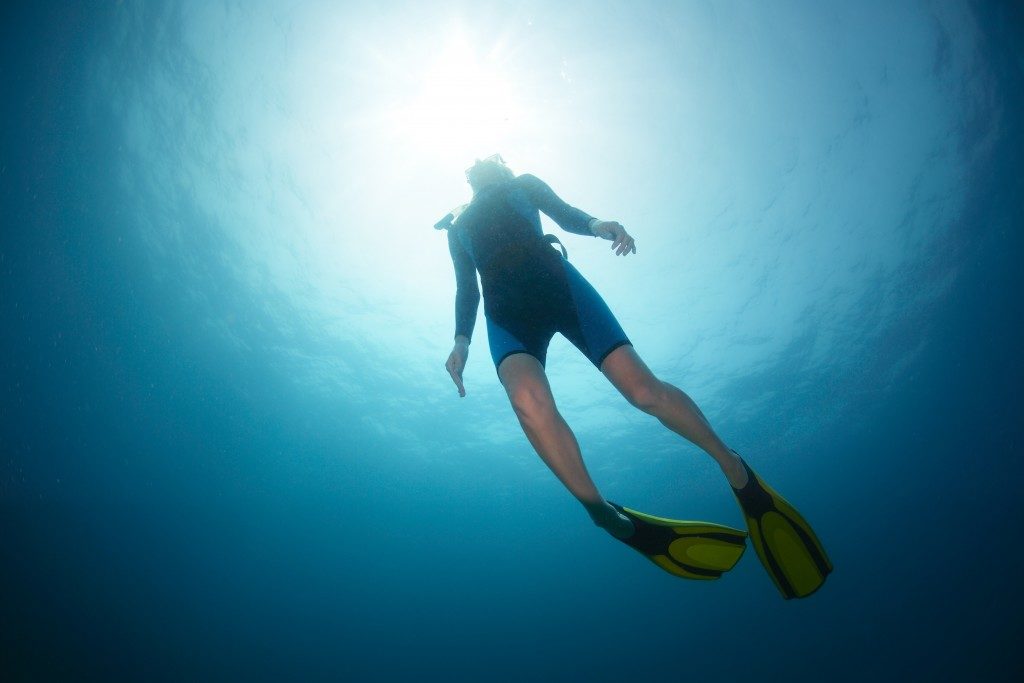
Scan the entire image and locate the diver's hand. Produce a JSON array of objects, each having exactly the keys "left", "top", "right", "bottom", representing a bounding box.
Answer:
[
  {"left": 446, "top": 338, "right": 469, "bottom": 397},
  {"left": 591, "top": 220, "right": 636, "bottom": 256}
]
